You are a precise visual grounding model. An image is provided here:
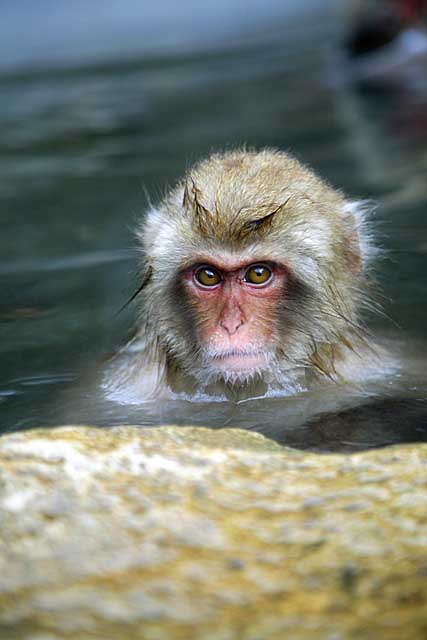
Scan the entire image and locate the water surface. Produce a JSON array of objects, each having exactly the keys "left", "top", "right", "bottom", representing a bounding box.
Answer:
[{"left": 1, "top": 1, "right": 426, "bottom": 450}]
